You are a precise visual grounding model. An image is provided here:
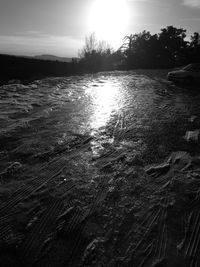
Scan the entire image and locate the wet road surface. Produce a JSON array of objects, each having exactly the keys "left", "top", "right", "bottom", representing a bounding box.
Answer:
[{"left": 1, "top": 70, "right": 200, "bottom": 266}]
